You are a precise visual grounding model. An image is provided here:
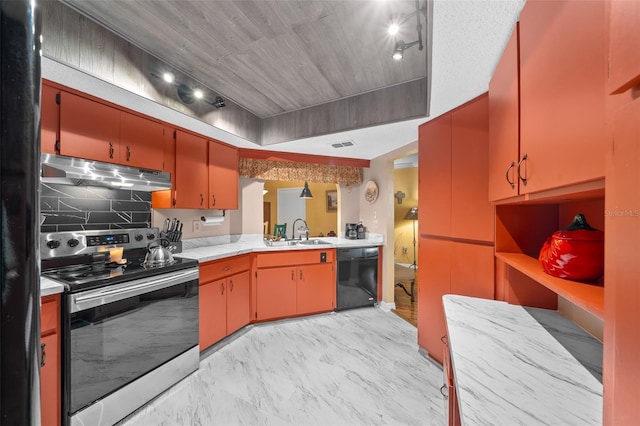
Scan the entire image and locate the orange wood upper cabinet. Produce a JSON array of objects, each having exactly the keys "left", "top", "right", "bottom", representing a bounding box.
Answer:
[
  {"left": 488, "top": 24, "right": 520, "bottom": 201},
  {"left": 199, "top": 279, "right": 227, "bottom": 349},
  {"left": 450, "top": 95, "right": 493, "bottom": 242},
  {"left": 226, "top": 270, "right": 251, "bottom": 335},
  {"left": 208, "top": 140, "right": 239, "bottom": 210},
  {"left": 607, "top": 0, "right": 640, "bottom": 94},
  {"left": 41, "top": 84, "right": 59, "bottom": 155},
  {"left": 518, "top": 0, "right": 607, "bottom": 194},
  {"left": 40, "top": 295, "right": 60, "bottom": 426},
  {"left": 119, "top": 111, "right": 165, "bottom": 171},
  {"left": 296, "top": 263, "right": 334, "bottom": 314},
  {"left": 419, "top": 95, "right": 492, "bottom": 241},
  {"left": 174, "top": 130, "right": 208, "bottom": 208},
  {"left": 603, "top": 96, "right": 640, "bottom": 424},
  {"left": 59, "top": 91, "right": 121, "bottom": 163},
  {"left": 256, "top": 266, "right": 298, "bottom": 321},
  {"left": 418, "top": 114, "right": 452, "bottom": 237}
]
